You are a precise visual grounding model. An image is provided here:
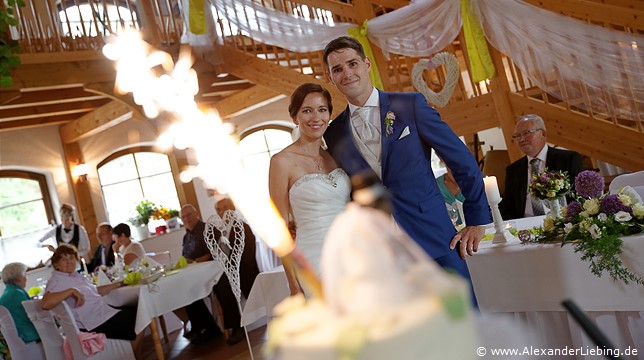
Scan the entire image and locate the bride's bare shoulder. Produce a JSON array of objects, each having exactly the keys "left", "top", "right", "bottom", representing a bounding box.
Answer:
[{"left": 270, "top": 145, "right": 298, "bottom": 166}]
